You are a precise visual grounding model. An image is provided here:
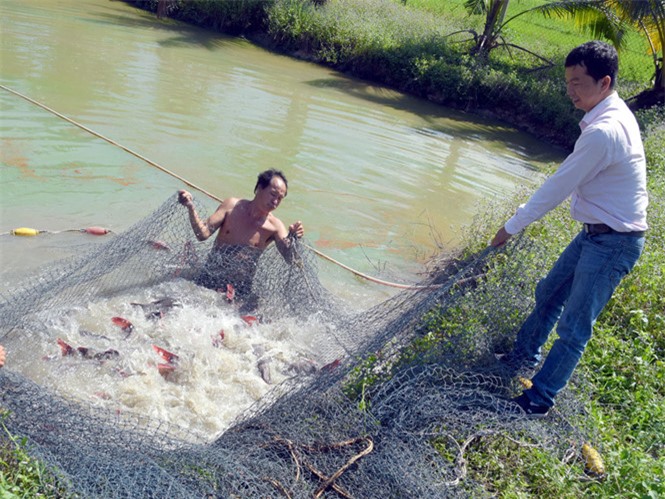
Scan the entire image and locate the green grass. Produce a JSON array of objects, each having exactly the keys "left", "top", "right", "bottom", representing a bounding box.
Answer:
[
  {"left": 413, "top": 102, "right": 664, "bottom": 496},
  {"left": 400, "top": 0, "right": 655, "bottom": 85},
  {"left": 407, "top": 142, "right": 663, "bottom": 495},
  {"left": 471, "top": 177, "right": 664, "bottom": 497},
  {"left": 0, "top": 413, "right": 70, "bottom": 498}
]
